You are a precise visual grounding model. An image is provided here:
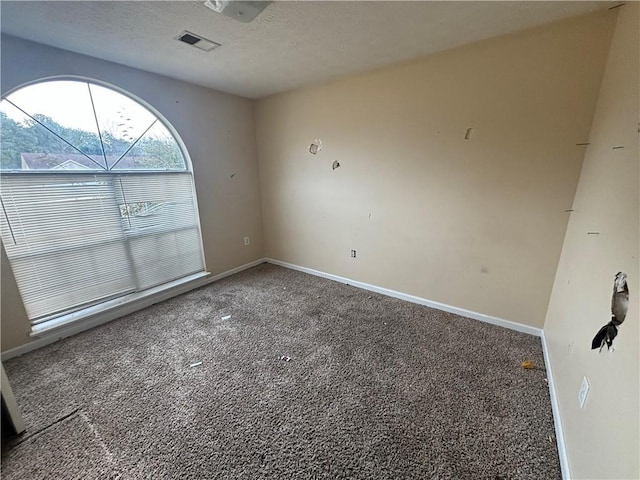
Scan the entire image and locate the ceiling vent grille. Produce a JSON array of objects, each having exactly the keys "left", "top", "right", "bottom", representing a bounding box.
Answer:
[{"left": 176, "top": 31, "right": 221, "bottom": 52}]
